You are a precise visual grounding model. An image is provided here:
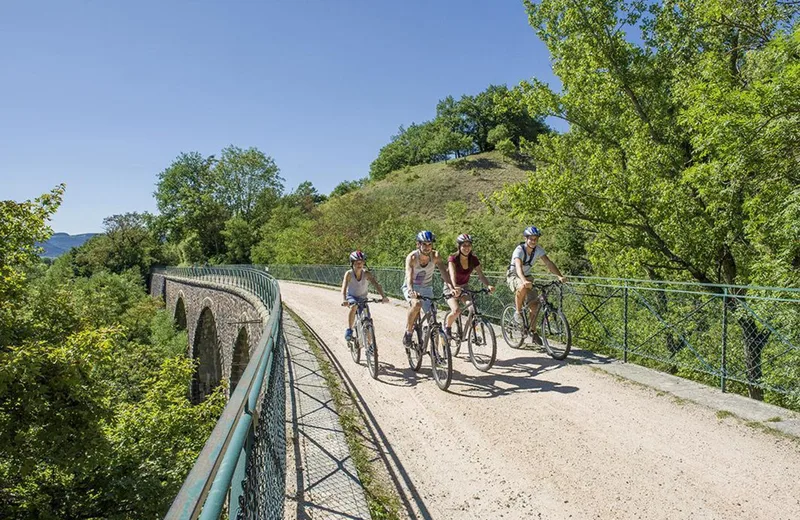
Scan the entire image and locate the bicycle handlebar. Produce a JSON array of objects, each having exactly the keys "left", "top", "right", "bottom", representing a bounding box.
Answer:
[{"left": 347, "top": 298, "right": 386, "bottom": 307}]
